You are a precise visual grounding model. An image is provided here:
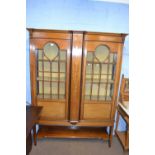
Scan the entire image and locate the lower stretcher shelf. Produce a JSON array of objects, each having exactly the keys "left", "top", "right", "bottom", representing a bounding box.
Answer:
[{"left": 37, "top": 125, "right": 109, "bottom": 140}]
